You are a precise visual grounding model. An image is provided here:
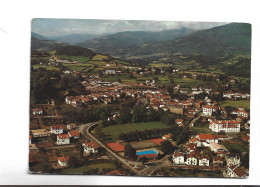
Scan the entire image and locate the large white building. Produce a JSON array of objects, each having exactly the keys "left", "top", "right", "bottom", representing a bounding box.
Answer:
[
  {"left": 209, "top": 120, "right": 240, "bottom": 133},
  {"left": 202, "top": 105, "right": 220, "bottom": 116},
  {"left": 82, "top": 141, "right": 99, "bottom": 155}
]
